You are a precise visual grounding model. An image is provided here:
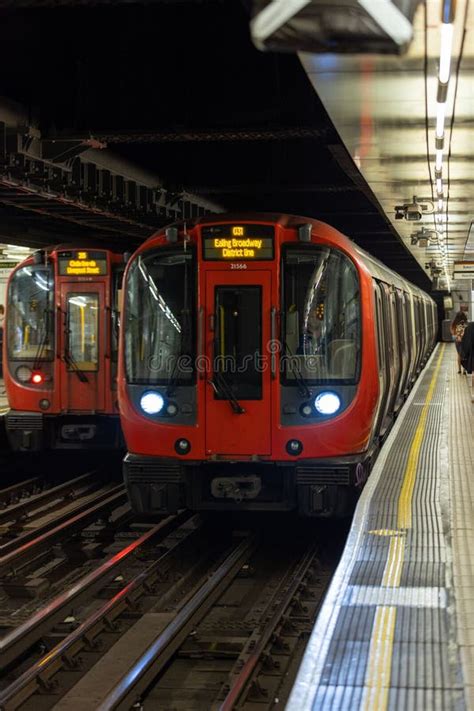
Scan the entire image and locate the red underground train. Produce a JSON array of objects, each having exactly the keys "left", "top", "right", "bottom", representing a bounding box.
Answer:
[
  {"left": 118, "top": 214, "right": 437, "bottom": 516},
  {"left": 3, "top": 246, "right": 126, "bottom": 450}
]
